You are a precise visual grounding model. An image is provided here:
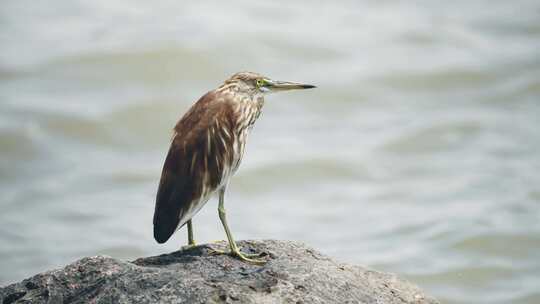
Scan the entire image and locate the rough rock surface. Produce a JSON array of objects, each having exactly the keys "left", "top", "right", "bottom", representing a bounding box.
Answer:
[{"left": 0, "top": 240, "right": 438, "bottom": 304}]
